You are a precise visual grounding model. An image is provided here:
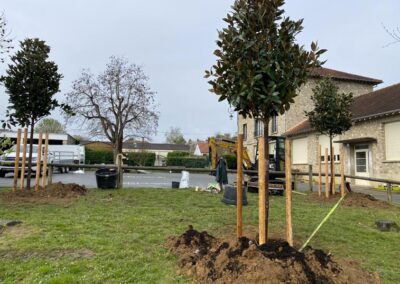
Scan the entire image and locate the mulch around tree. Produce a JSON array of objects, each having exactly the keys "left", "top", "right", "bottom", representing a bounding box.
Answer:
[
  {"left": 312, "top": 192, "right": 392, "bottom": 209},
  {"left": 166, "top": 227, "right": 380, "bottom": 284},
  {"left": 0, "top": 182, "right": 87, "bottom": 204}
]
